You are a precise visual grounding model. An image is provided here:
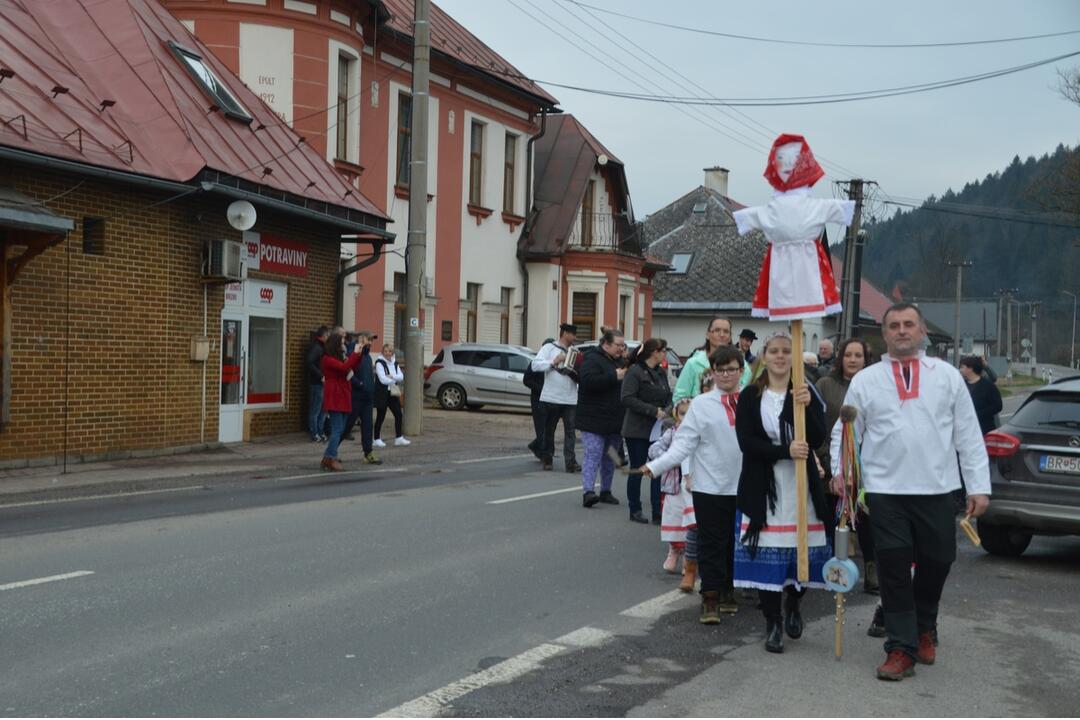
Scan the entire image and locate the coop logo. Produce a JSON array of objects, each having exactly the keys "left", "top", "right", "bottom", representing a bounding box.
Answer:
[{"left": 259, "top": 287, "right": 274, "bottom": 304}]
